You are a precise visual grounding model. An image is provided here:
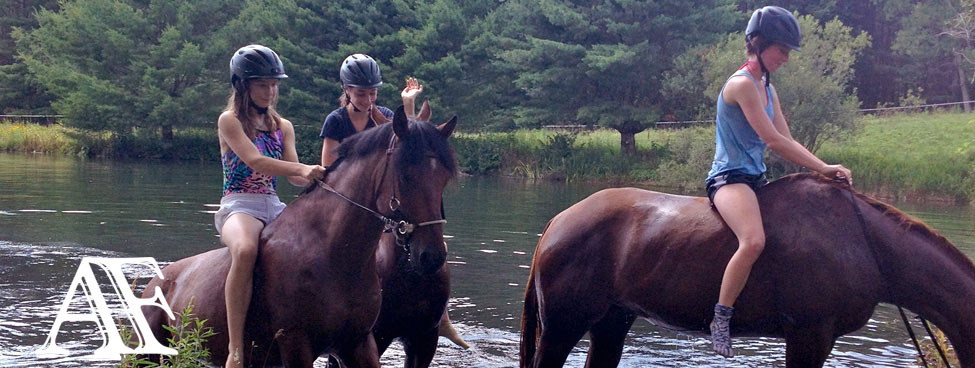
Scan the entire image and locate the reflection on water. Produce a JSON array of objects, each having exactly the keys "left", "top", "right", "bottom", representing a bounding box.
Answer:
[{"left": 1, "top": 153, "right": 972, "bottom": 367}]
